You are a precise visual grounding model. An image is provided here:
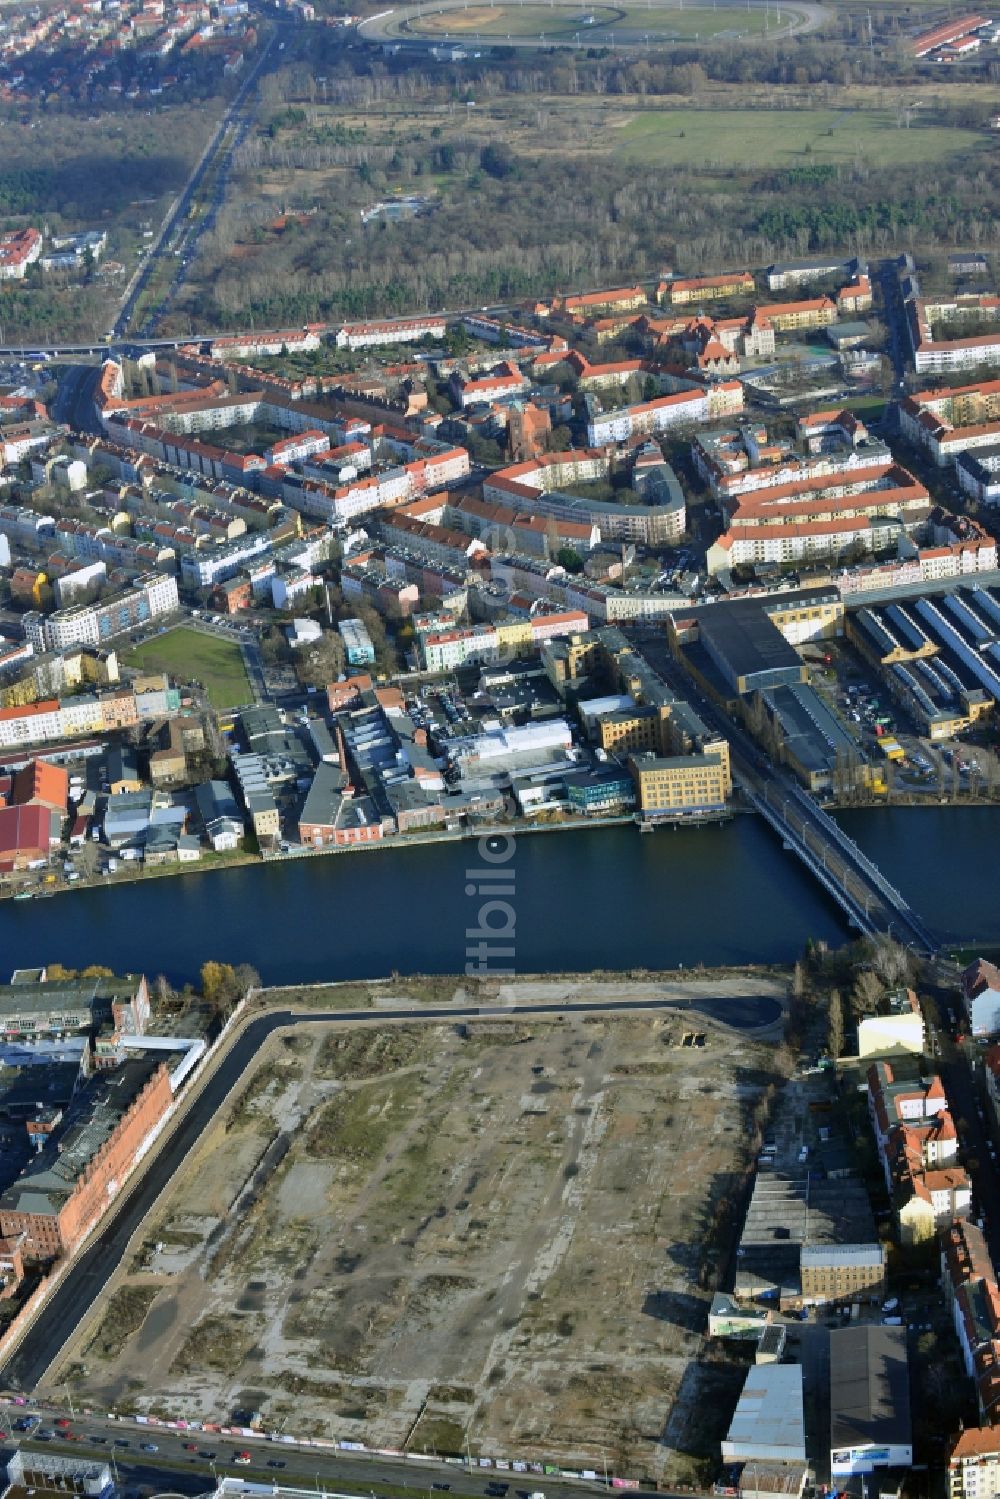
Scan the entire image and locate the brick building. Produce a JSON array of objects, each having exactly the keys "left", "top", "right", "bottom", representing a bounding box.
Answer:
[
  {"left": 0, "top": 1056, "right": 172, "bottom": 1259},
  {"left": 799, "top": 1243, "right": 887, "bottom": 1306}
]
